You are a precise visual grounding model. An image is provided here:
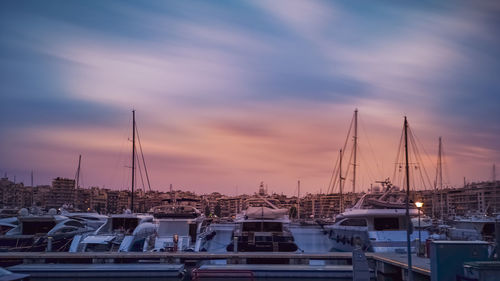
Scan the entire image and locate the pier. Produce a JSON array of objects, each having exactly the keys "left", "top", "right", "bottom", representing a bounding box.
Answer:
[{"left": 0, "top": 252, "right": 431, "bottom": 280}]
